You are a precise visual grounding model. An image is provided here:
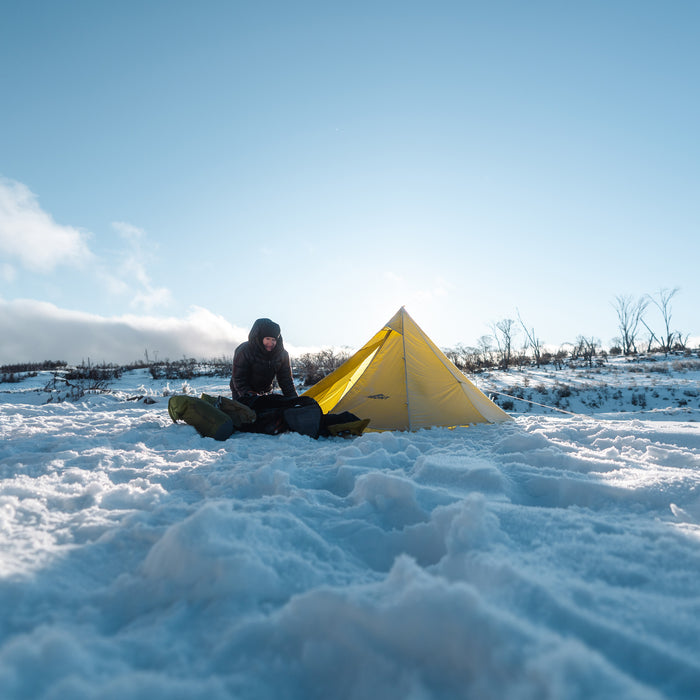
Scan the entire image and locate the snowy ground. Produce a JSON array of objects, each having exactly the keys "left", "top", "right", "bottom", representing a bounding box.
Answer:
[{"left": 1, "top": 358, "right": 700, "bottom": 699}]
